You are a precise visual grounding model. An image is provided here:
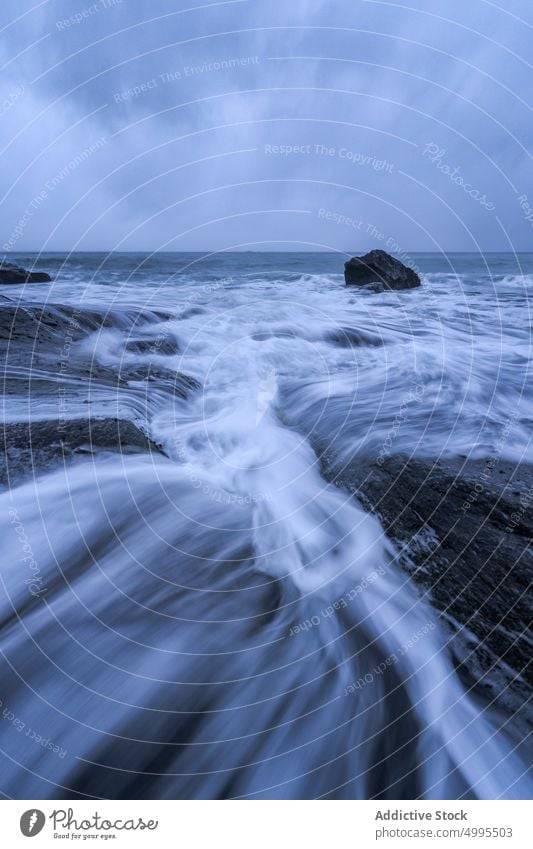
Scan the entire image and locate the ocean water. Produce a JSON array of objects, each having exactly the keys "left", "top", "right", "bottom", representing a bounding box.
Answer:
[
  {"left": 7, "top": 251, "right": 533, "bottom": 463},
  {"left": 0, "top": 251, "right": 531, "bottom": 799}
]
